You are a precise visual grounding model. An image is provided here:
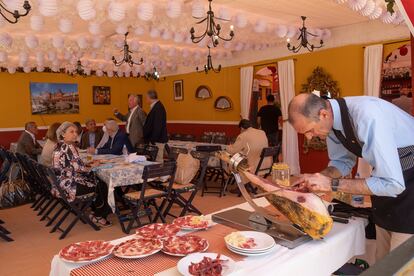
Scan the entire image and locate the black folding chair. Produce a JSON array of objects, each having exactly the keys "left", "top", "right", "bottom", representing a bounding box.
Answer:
[
  {"left": 170, "top": 133, "right": 183, "bottom": 141},
  {"left": 181, "top": 134, "right": 196, "bottom": 142},
  {"left": 42, "top": 165, "right": 100, "bottom": 239},
  {"left": 199, "top": 135, "right": 212, "bottom": 143},
  {"left": 122, "top": 161, "right": 176, "bottom": 234},
  {"left": 167, "top": 146, "right": 188, "bottom": 161},
  {"left": 0, "top": 219, "right": 13, "bottom": 242},
  {"left": 0, "top": 147, "right": 12, "bottom": 184},
  {"left": 136, "top": 144, "right": 159, "bottom": 162},
  {"left": 163, "top": 151, "right": 210, "bottom": 218},
  {"left": 212, "top": 135, "right": 227, "bottom": 145}
]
